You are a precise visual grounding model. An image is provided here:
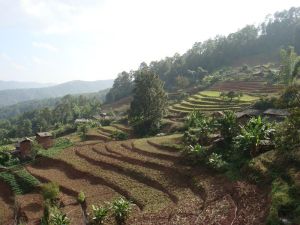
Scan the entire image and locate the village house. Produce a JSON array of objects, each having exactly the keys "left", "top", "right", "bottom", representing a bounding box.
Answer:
[
  {"left": 36, "top": 132, "right": 53, "bottom": 149},
  {"left": 235, "top": 109, "right": 263, "bottom": 124},
  {"left": 75, "top": 118, "right": 90, "bottom": 124},
  {"left": 263, "top": 108, "right": 290, "bottom": 121},
  {"left": 13, "top": 138, "right": 33, "bottom": 159}
]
